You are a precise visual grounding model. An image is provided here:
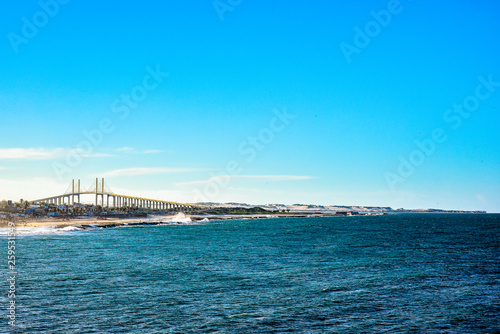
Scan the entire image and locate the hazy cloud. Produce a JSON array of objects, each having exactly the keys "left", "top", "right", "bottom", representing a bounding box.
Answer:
[
  {"left": 100, "top": 167, "right": 202, "bottom": 178},
  {"left": 177, "top": 175, "right": 314, "bottom": 187},
  {"left": 0, "top": 148, "right": 116, "bottom": 160},
  {"left": 116, "top": 147, "right": 135, "bottom": 152},
  {"left": 0, "top": 148, "right": 65, "bottom": 160}
]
